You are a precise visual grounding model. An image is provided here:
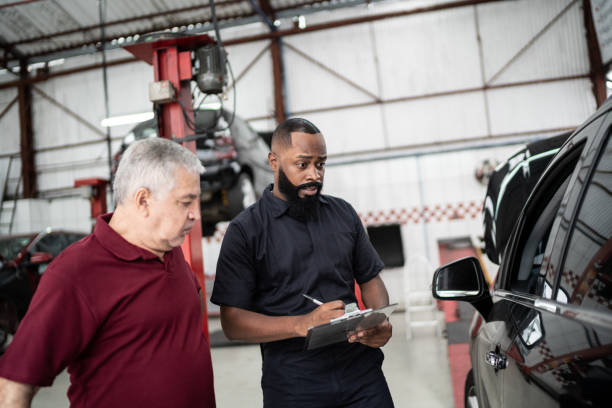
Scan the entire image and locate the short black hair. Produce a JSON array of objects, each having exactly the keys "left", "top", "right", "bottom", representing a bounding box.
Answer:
[{"left": 271, "top": 117, "right": 321, "bottom": 151}]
